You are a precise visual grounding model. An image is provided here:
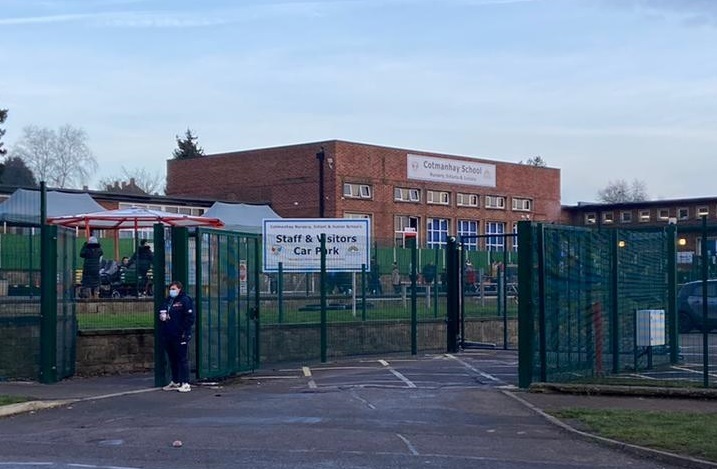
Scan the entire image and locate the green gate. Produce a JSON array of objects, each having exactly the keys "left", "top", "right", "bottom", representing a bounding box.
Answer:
[{"left": 194, "top": 228, "right": 259, "bottom": 379}]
